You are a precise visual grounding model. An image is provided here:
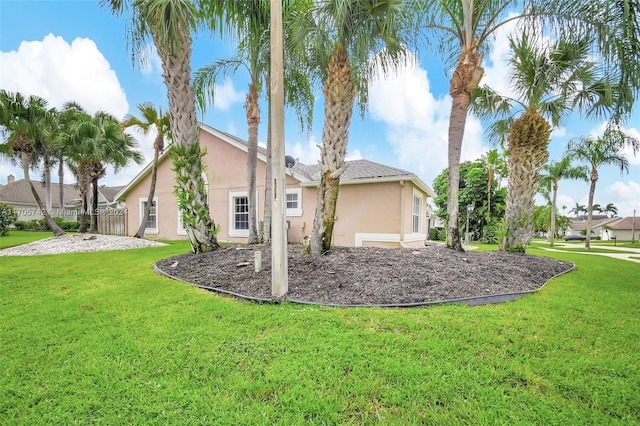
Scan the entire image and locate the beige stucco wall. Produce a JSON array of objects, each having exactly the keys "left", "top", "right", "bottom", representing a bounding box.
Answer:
[{"left": 122, "top": 129, "right": 432, "bottom": 247}]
